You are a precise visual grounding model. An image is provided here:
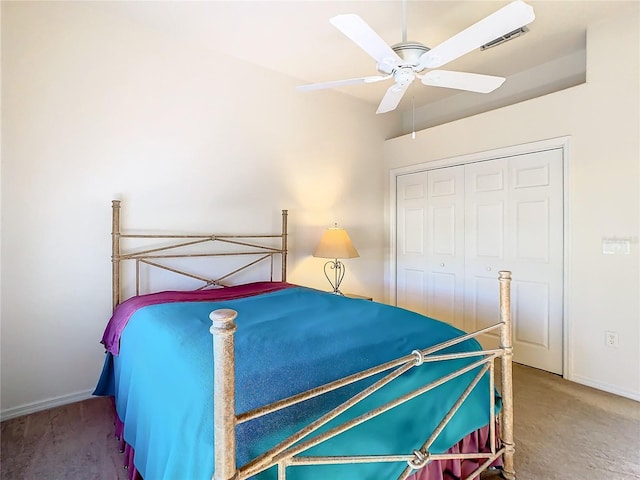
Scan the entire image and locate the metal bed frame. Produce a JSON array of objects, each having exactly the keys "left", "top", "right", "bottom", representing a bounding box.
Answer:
[{"left": 110, "top": 200, "right": 516, "bottom": 480}]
